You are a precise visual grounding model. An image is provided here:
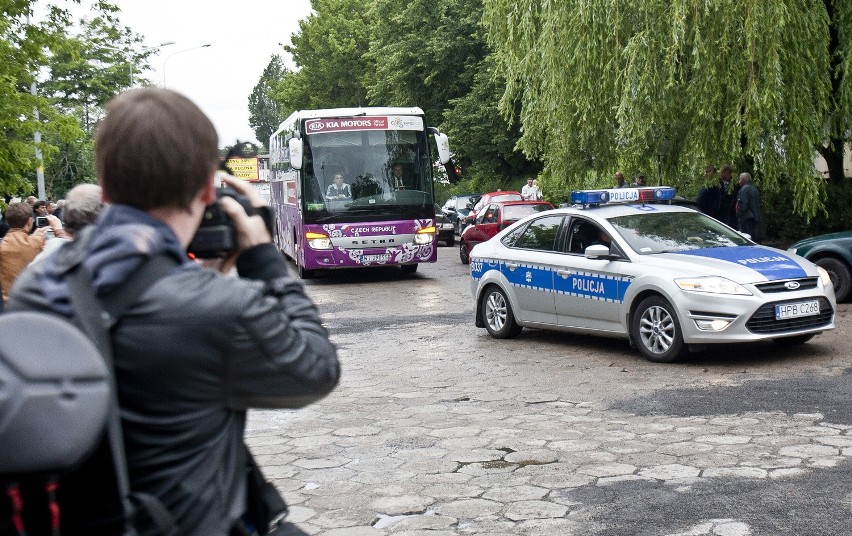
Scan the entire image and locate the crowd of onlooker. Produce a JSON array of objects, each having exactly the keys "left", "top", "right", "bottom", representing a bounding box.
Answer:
[{"left": 0, "top": 184, "right": 104, "bottom": 307}]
